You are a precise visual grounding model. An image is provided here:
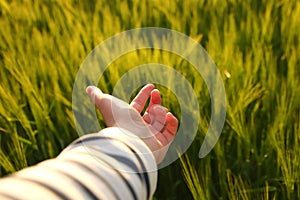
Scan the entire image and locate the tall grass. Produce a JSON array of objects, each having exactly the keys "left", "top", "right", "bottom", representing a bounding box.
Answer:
[{"left": 0, "top": 0, "right": 299, "bottom": 199}]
